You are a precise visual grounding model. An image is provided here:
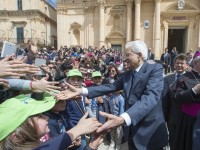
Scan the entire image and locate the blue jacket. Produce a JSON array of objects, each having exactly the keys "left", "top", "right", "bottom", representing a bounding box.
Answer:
[
  {"left": 65, "top": 97, "right": 85, "bottom": 128},
  {"left": 45, "top": 111, "right": 69, "bottom": 138},
  {"left": 33, "top": 133, "right": 72, "bottom": 150}
]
